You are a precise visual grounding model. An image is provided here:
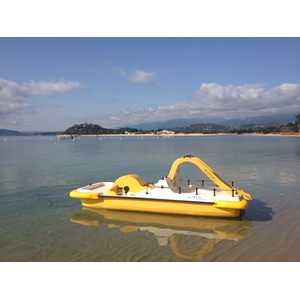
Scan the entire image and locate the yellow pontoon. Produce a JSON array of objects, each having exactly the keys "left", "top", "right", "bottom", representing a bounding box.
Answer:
[{"left": 70, "top": 155, "right": 252, "bottom": 218}]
